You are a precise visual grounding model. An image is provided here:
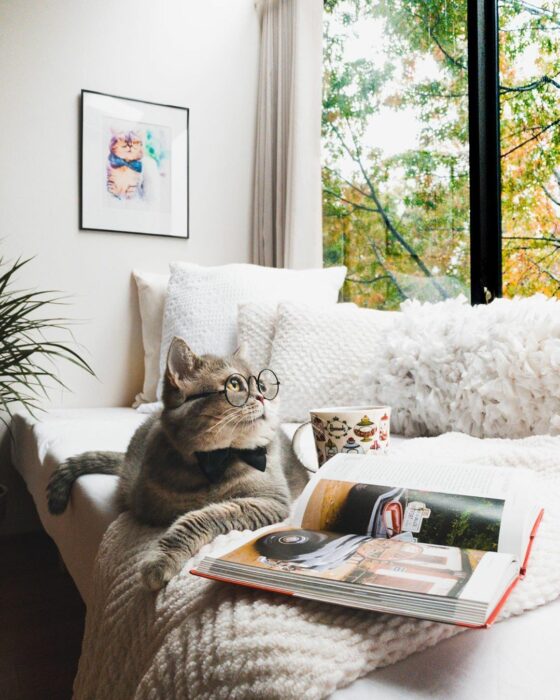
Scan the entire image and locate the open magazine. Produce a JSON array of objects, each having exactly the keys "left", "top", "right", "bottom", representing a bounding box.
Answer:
[{"left": 191, "top": 455, "right": 544, "bottom": 627}]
